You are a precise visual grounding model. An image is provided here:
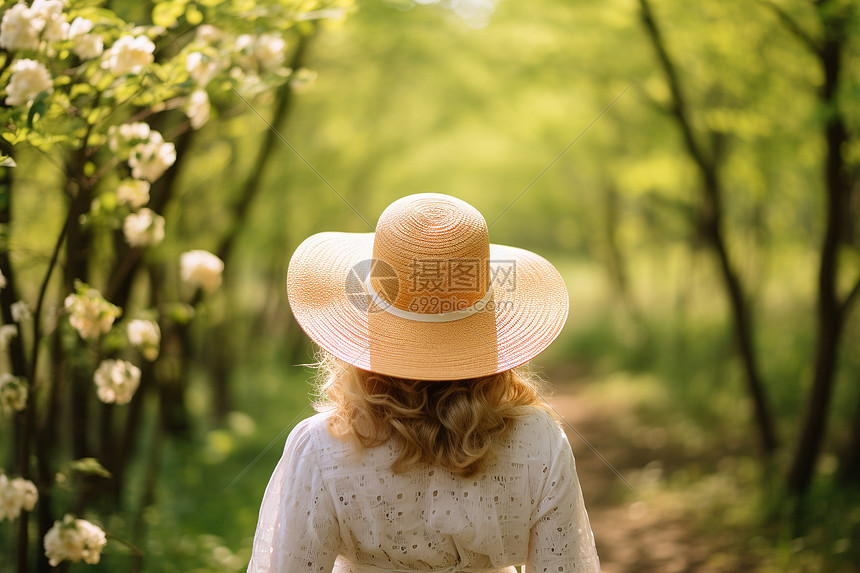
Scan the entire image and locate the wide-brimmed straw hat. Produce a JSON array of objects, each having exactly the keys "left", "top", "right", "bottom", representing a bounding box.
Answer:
[{"left": 287, "top": 193, "right": 569, "bottom": 380}]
